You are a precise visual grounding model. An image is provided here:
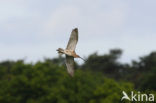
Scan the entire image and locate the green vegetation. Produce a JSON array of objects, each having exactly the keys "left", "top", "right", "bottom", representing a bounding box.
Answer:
[{"left": 0, "top": 49, "right": 156, "bottom": 103}]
